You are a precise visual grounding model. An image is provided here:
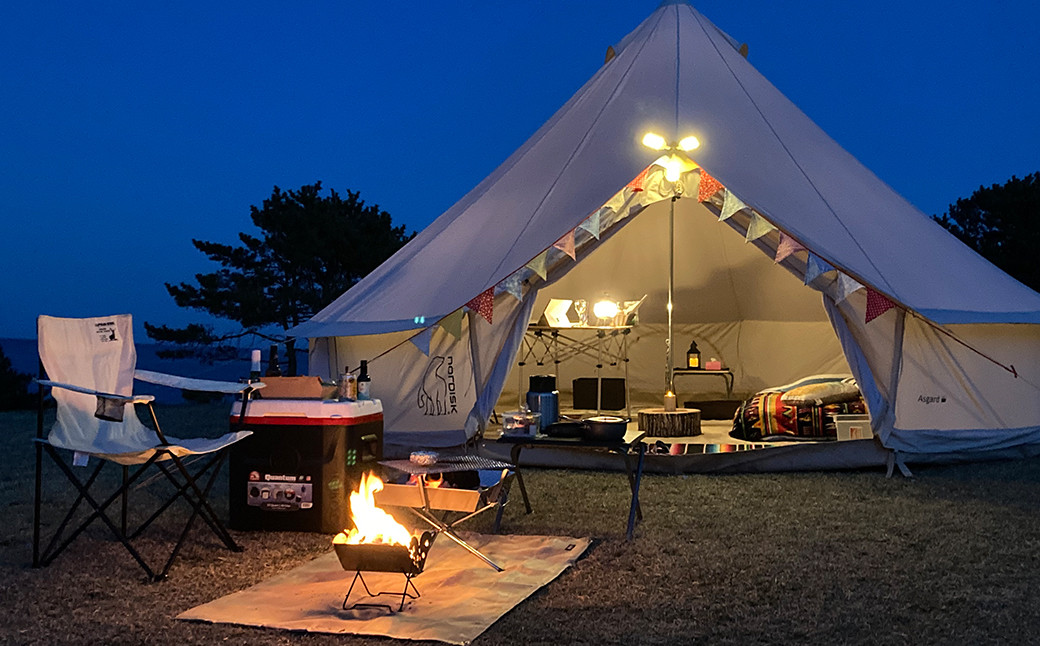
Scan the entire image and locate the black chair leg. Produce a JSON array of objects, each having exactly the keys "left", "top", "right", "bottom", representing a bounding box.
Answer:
[
  {"left": 40, "top": 447, "right": 159, "bottom": 580},
  {"left": 121, "top": 465, "right": 129, "bottom": 537}
]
